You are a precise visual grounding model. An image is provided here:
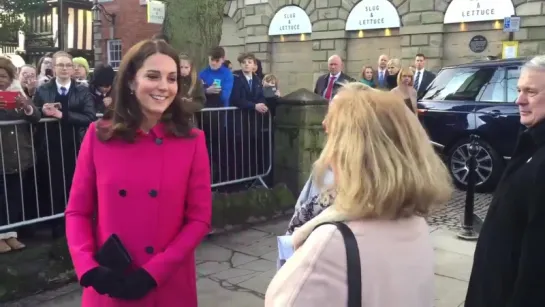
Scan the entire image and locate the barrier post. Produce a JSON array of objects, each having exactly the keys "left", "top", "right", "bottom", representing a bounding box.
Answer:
[{"left": 457, "top": 134, "right": 483, "bottom": 240}]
